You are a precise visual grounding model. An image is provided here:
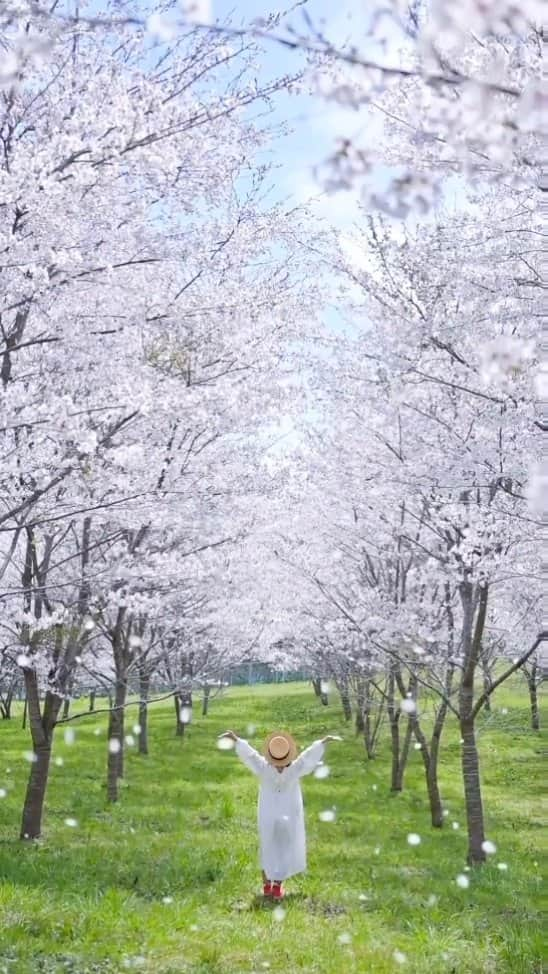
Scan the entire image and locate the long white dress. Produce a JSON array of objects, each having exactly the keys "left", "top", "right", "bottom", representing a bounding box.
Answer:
[{"left": 235, "top": 738, "right": 325, "bottom": 881}]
